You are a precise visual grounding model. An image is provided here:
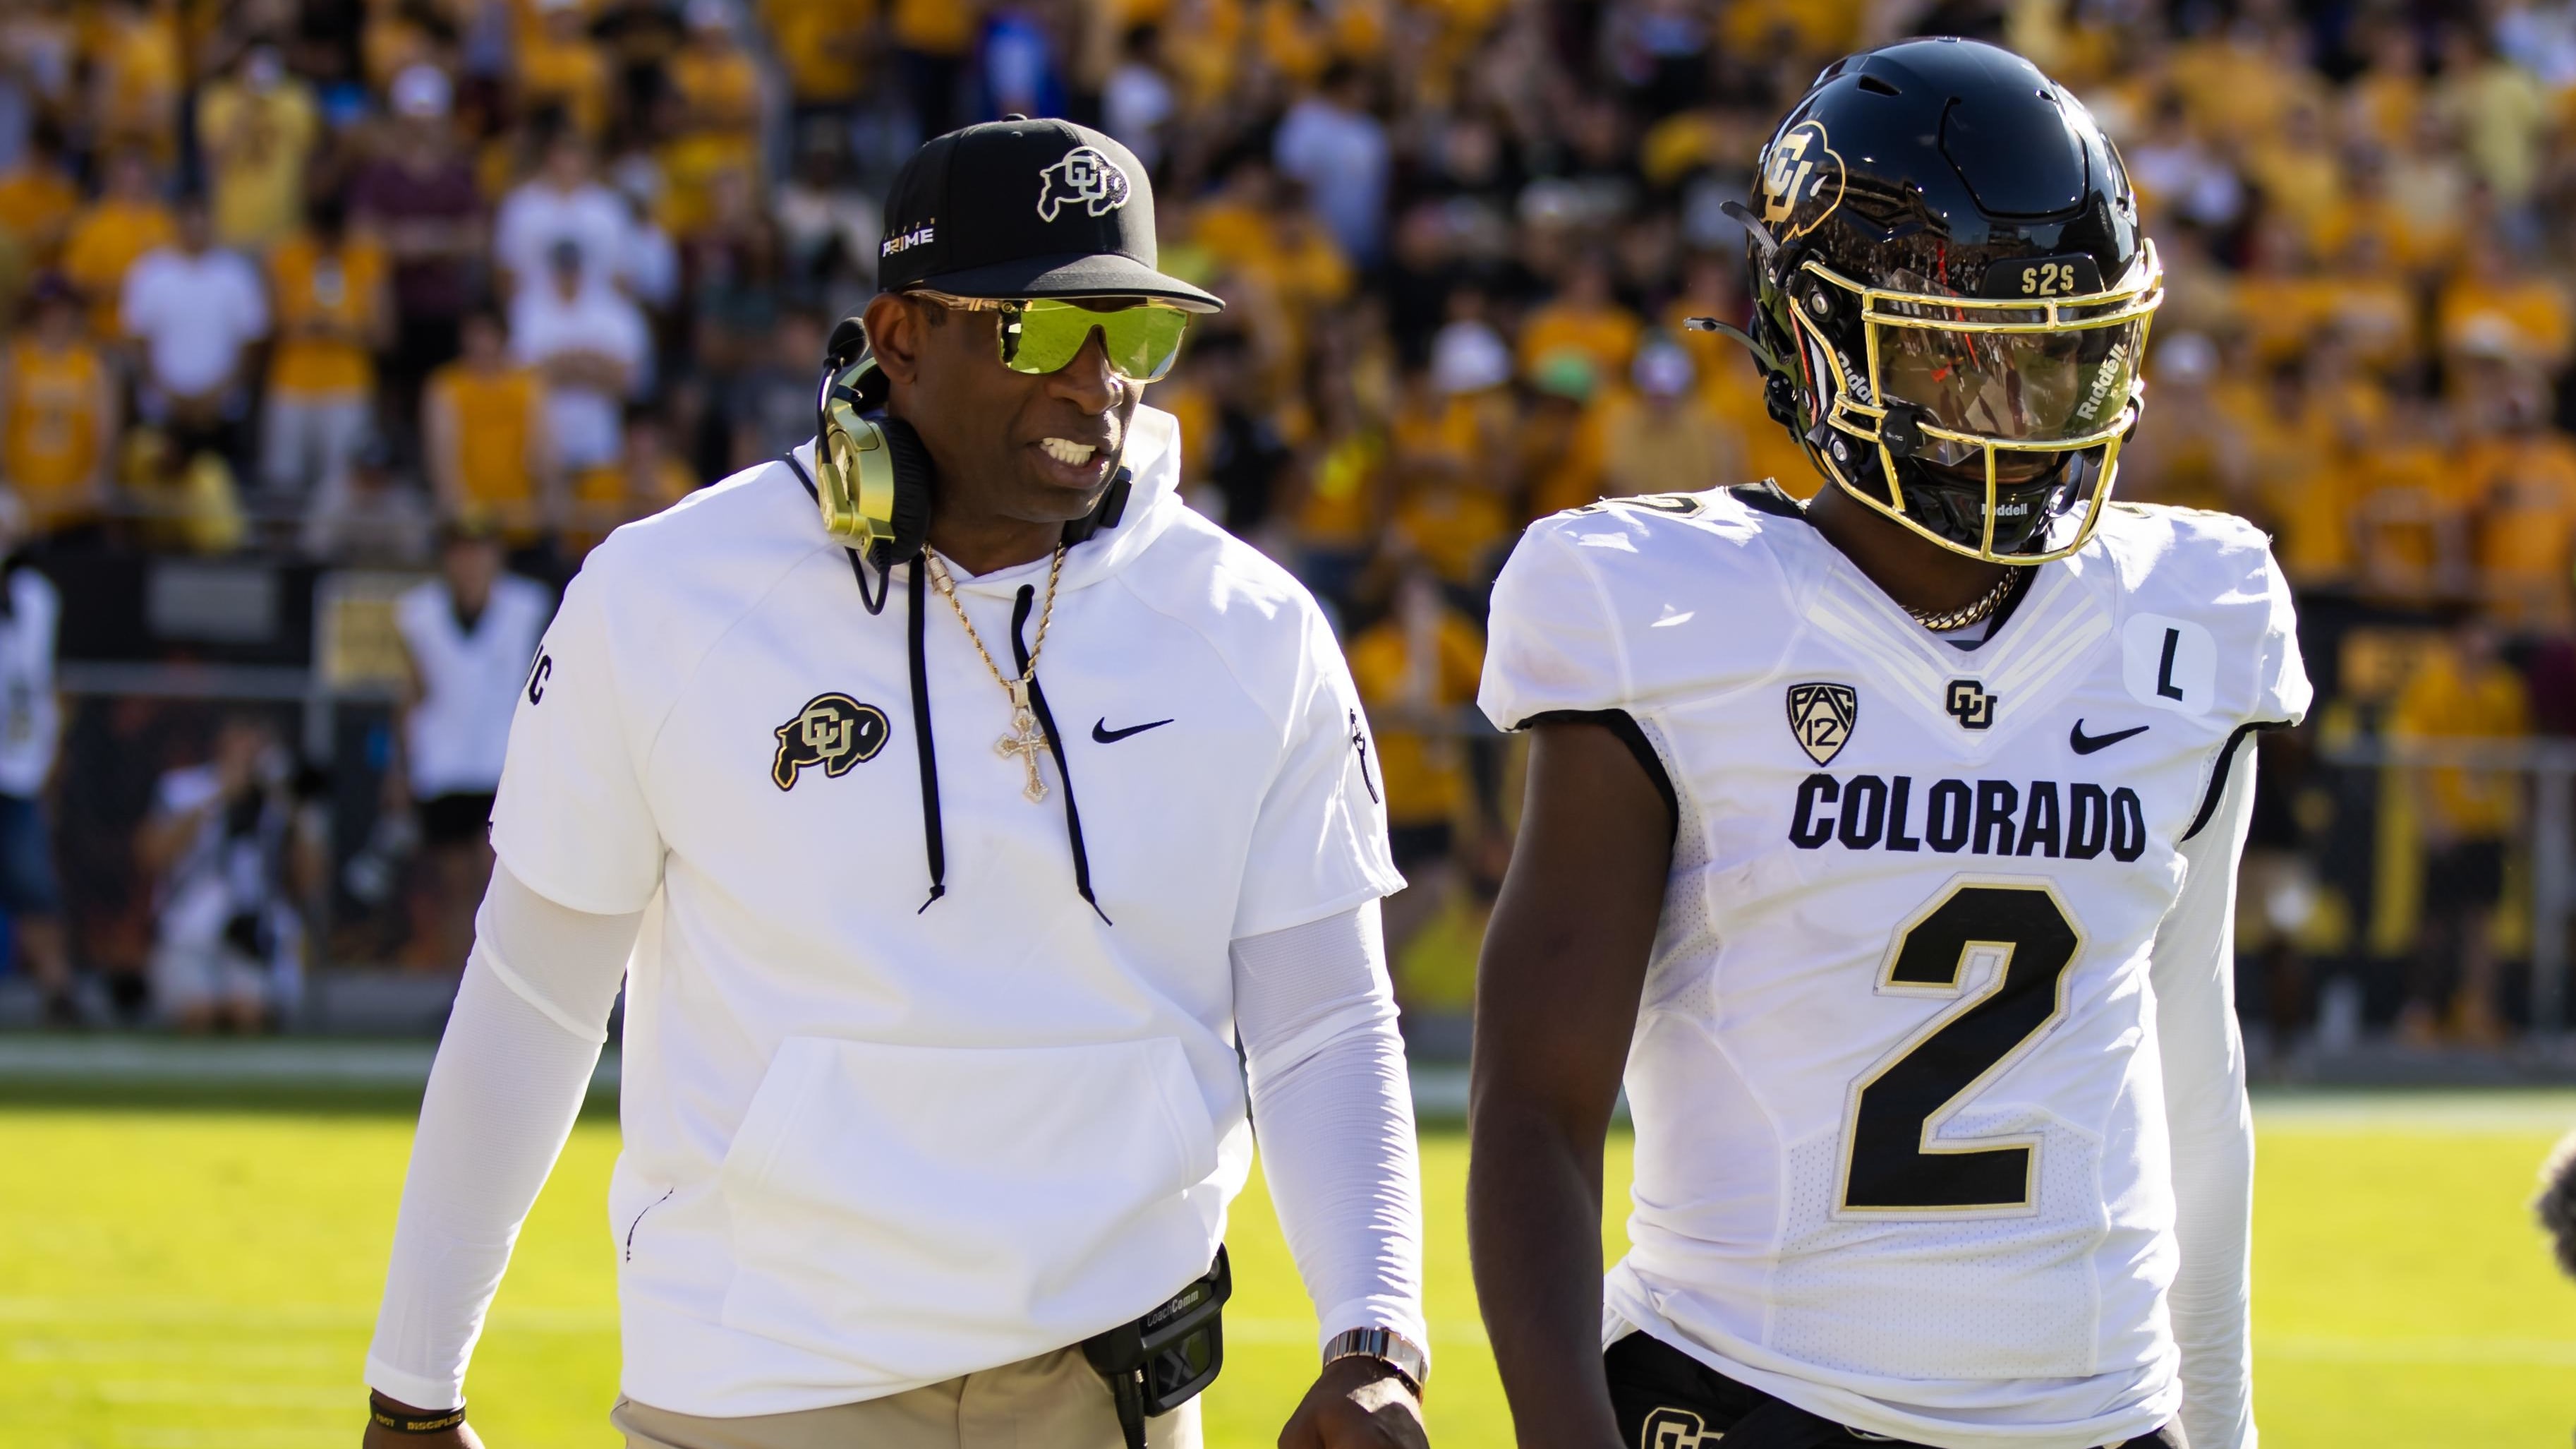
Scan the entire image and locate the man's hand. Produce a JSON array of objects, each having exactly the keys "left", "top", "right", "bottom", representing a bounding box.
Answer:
[
  {"left": 360, "top": 1396, "right": 482, "bottom": 1449},
  {"left": 1278, "top": 1355, "right": 1428, "bottom": 1449}
]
